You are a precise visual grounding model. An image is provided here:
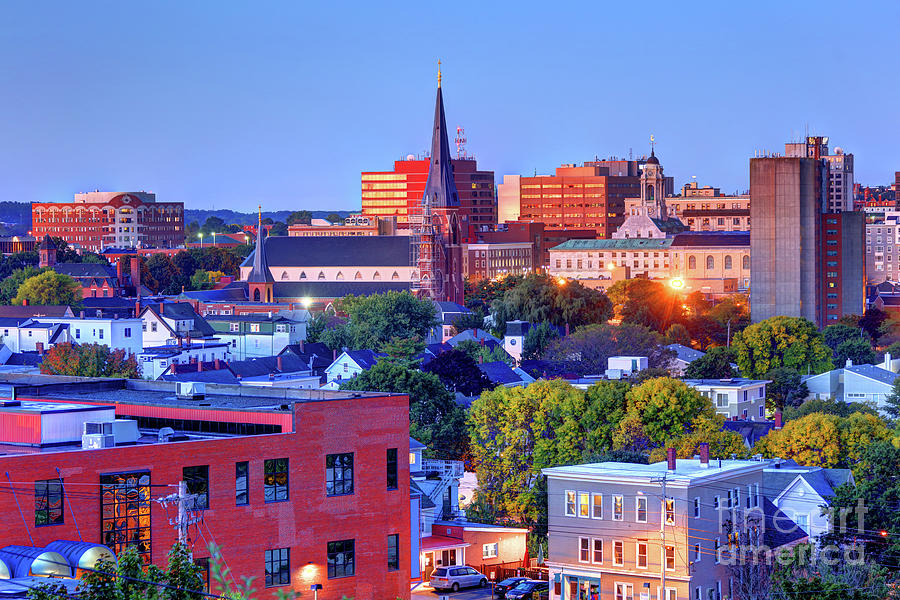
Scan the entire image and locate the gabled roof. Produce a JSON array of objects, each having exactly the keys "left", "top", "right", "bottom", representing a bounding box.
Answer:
[
  {"left": 434, "top": 301, "right": 469, "bottom": 314},
  {"left": 0, "top": 305, "right": 73, "bottom": 318},
  {"left": 280, "top": 342, "right": 333, "bottom": 372},
  {"left": 410, "top": 437, "right": 427, "bottom": 450},
  {"left": 410, "top": 480, "right": 436, "bottom": 509},
  {"left": 670, "top": 231, "right": 750, "bottom": 247},
  {"left": 477, "top": 361, "right": 522, "bottom": 385},
  {"left": 446, "top": 329, "right": 502, "bottom": 346},
  {"left": 52, "top": 263, "right": 116, "bottom": 279},
  {"left": 81, "top": 297, "right": 134, "bottom": 309},
  {"left": 342, "top": 350, "right": 383, "bottom": 370},
  {"left": 666, "top": 343, "right": 705, "bottom": 363},
  {"left": 844, "top": 363, "right": 900, "bottom": 386},
  {"left": 763, "top": 464, "right": 854, "bottom": 503},
  {"left": 241, "top": 236, "right": 411, "bottom": 268},
  {"left": 142, "top": 302, "right": 216, "bottom": 337},
  {"left": 761, "top": 497, "right": 807, "bottom": 549},
  {"left": 273, "top": 281, "right": 411, "bottom": 299}
]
